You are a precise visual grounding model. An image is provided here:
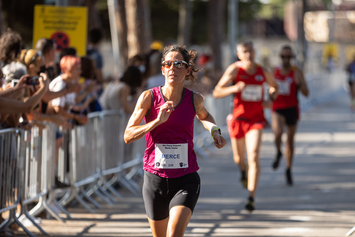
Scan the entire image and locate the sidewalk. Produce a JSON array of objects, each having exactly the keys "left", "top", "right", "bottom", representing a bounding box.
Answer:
[{"left": 18, "top": 93, "right": 355, "bottom": 237}]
